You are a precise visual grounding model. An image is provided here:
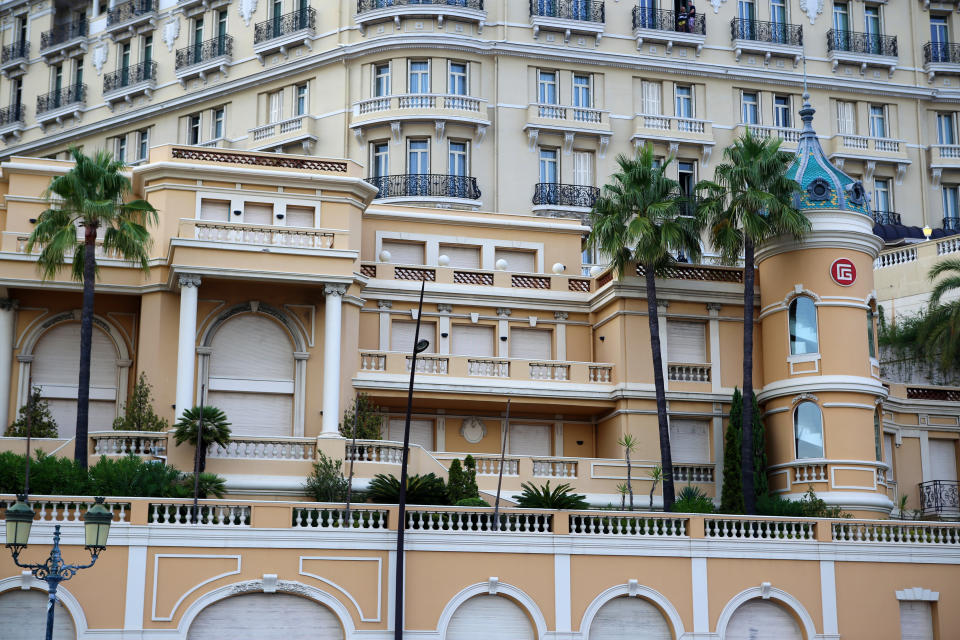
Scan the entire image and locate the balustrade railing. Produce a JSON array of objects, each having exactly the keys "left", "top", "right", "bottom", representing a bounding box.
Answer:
[
  {"left": 107, "top": 0, "right": 155, "bottom": 26},
  {"left": 791, "top": 461, "right": 827, "bottom": 483},
  {"left": 91, "top": 431, "right": 167, "bottom": 457},
  {"left": 932, "top": 144, "right": 960, "bottom": 159},
  {"left": 366, "top": 174, "right": 481, "bottom": 200},
  {"left": 919, "top": 480, "right": 960, "bottom": 518},
  {"left": 0, "top": 103, "right": 25, "bottom": 126},
  {"left": 588, "top": 365, "right": 612, "bottom": 382},
  {"left": 103, "top": 61, "right": 157, "bottom": 93},
  {"left": 532, "top": 183, "right": 600, "bottom": 208},
  {"left": 924, "top": 41, "right": 960, "bottom": 65},
  {"left": 668, "top": 363, "right": 711, "bottom": 382},
  {"left": 255, "top": 7, "right": 316, "bottom": 42},
  {"left": 742, "top": 123, "right": 801, "bottom": 143},
  {"left": 833, "top": 520, "right": 960, "bottom": 544},
  {"left": 41, "top": 20, "right": 87, "bottom": 50},
  {"left": 468, "top": 358, "right": 509, "bottom": 377},
  {"left": 730, "top": 18, "right": 802, "bottom": 45},
  {"left": 874, "top": 246, "right": 917, "bottom": 268},
  {"left": 148, "top": 502, "right": 251, "bottom": 526},
  {"left": 872, "top": 210, "right": 901, "bottom": 225},
  {"left": 944, "top": 216, "right": 960, "bottom": 231},
  {"left": 529, "top": 362, "right": 570, "bottom": 381},
  {"left": 462, "top": 456, "right": 519, "bottom": 476},
  {"left": 407, "top": 509, "right": 553, "bottom": 532},
  {"left": 529, "top": 0, "right": 604, "bottom": 23},
  {"left": 293, "top": 507, "right": 389, "bottom": 529},
  {"left": 1, "top": 40, "right": 28, "bottom": 63},
  {"left": 357, "top": 0, "right": 485, "bottom": 12},
  {"left": 193, "top": 221, "right": 334, "bottom": 249},
  {"left": 1, "top": 498, "right": 129, "bottom": 522},
  {"left": 705, "top": 517, "right": 815, "bottom": 540},
  {"left": 637, "top": 113, "right": 709, "bottom": 135},
  {"left": 37, "top": 83, "right": 85, "bottom": 114},
  {"left": 346, "top": 440, "right": 404, "bottom": 464},
  {"left": 207, "top": 437, "right": 315, "bottom": 461},
  {"left": 673, "top": 464, "right": 714, "bottom": 483},
  {"left": 836, "top": 134, "right": 902, "bottom": 153},
  {"left": 355, "top": 94, "right": 482, "bottom": 115},
  {"left": 827, "top": 29, "right": 897, "bottom": 56},
  {"left": 631, "top": 6, "right": 705, "bottom": 35},
  {"left": 532, "top": 459, "right": 577, "bottom": 478},
  {"left": 406, "top": 355, "right": 449, "bottom": 374},
  {"left": 251, "top": 115, "right": 306, "bottom": 141},
  {"left": 176, "top": 35, "right": 233, "bottom": 69},
  {"left": 938, "top": 236, "right": 960, "bottom": 256},
  {"left": 360, "top": 352, "right": 386, "bottom": 371},
  {"left": 570, "top": 513, "right": 688, "bottom": 536}
]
